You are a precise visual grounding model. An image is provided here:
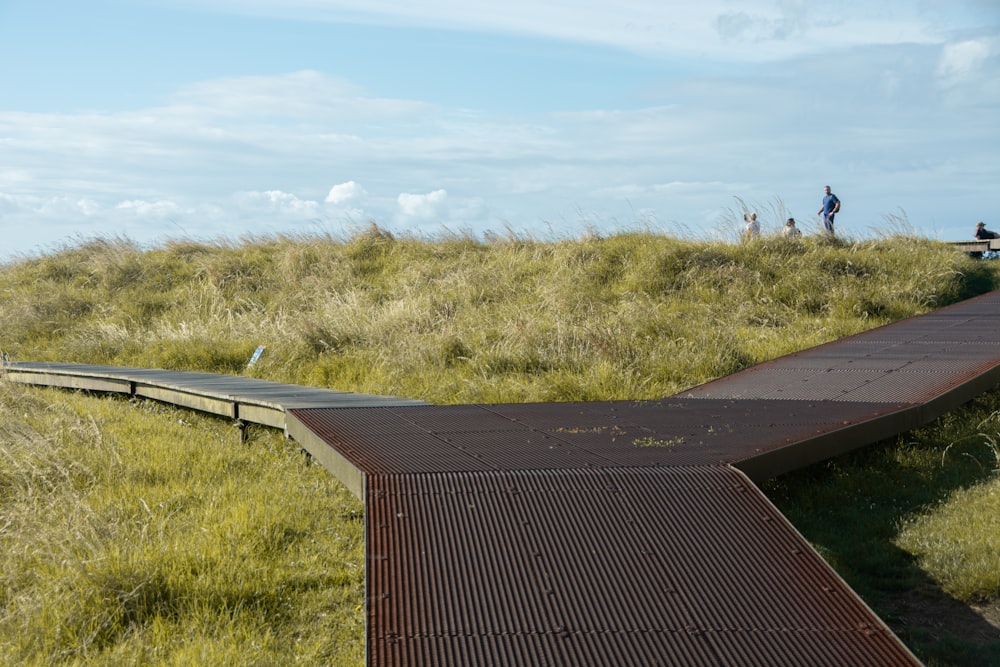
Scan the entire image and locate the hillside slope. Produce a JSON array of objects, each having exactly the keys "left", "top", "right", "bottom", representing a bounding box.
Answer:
[{"left": 2, "top": 231, "right": 998, "bottom": 665}]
